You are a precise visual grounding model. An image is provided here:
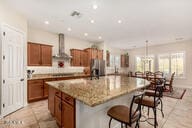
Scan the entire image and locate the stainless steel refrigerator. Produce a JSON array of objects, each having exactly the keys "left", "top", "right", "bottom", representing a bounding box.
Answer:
[{"left": 90, "top": 59, "right": 105, "bottom": 77}]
